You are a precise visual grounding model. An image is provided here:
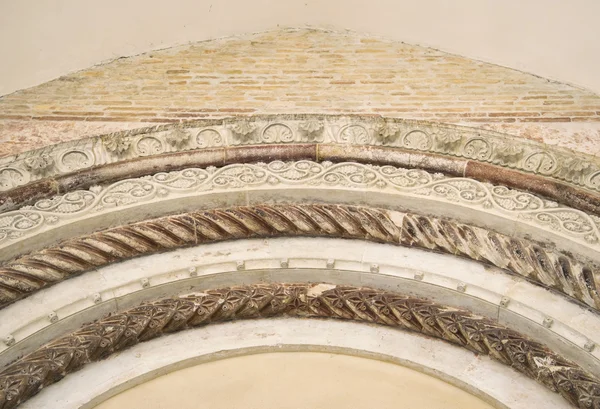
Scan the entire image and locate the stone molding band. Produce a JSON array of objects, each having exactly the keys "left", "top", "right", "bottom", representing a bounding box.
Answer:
[
  {"left": 1, "top": 115, "right": 599, "bottom": 216},
  {"left": 2, "top": 160, "right": 598, "bottom": 262},
  {"left": 0, "top": 283, "right": 599, "bottom": 409},
  {"left": 0, "top": 204, "right": 598, "bottom": 311}
]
